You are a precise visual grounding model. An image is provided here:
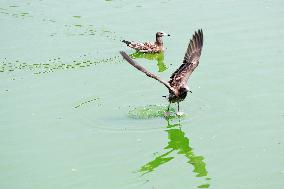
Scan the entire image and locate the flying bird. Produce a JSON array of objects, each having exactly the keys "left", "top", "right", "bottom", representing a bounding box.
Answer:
[
  {"left": 120, "top": 29, "right": 203, "bottom": 113},
  {"left": 122, "top": 32, "right": 170, "bottom": 53}
]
